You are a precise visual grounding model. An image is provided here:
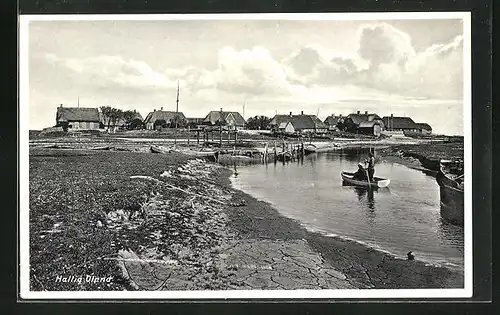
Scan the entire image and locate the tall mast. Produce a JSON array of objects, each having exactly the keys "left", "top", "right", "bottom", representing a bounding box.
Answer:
[
  {"left": 77, "top": 96, "right": 80, "bottom": 108},
  {"left": 174, "top": 80, "right": 179, "bottom": 145},
  {"left": 242, "top": 102, "right": 245, "bottom": 120}
]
